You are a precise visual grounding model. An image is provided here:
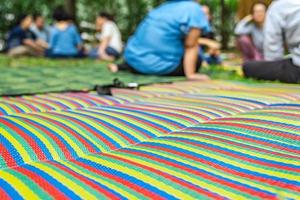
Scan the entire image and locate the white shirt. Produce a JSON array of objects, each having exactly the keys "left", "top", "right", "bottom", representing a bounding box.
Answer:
[
  {"left": 99, "top": 21, "right": 123, "bottom": 53},
  {"left": 264, "top": 0, "right": 300, "bottom": 67}
]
